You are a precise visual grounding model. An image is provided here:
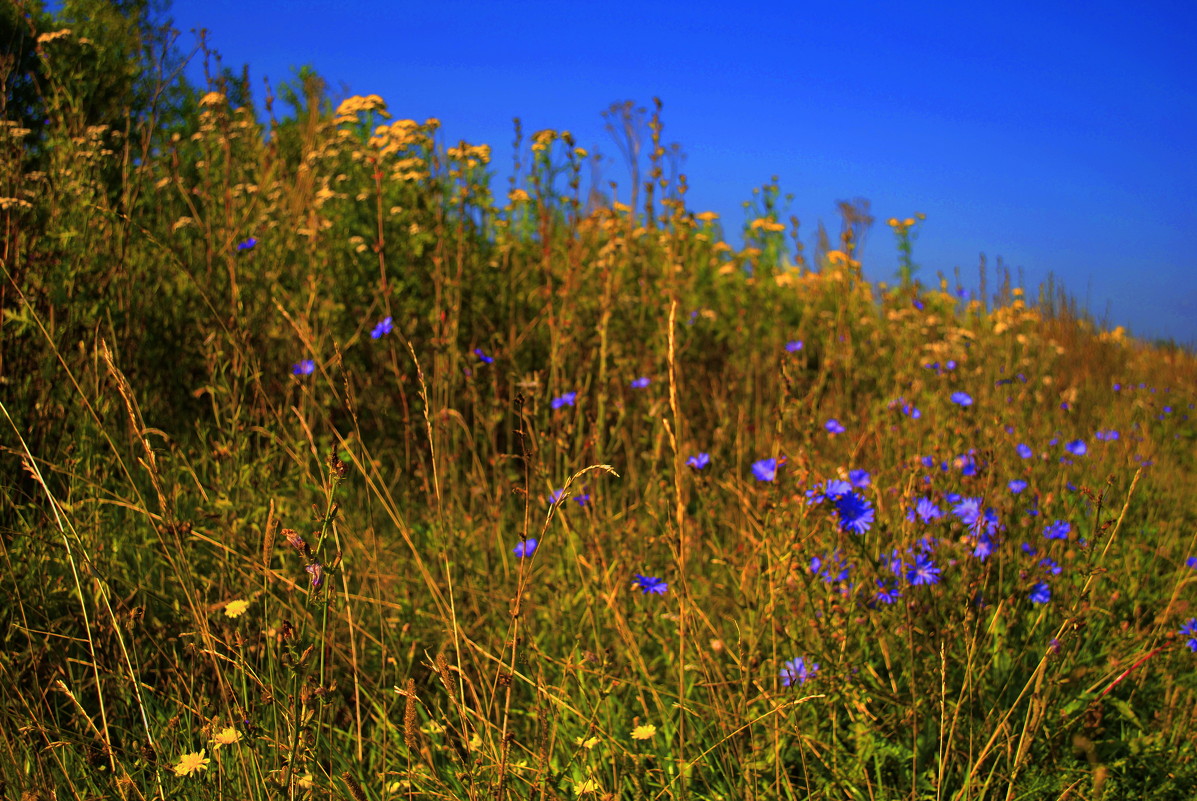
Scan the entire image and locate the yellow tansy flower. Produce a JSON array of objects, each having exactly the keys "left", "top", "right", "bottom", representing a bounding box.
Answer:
[
  {"left": 172, "top": 749, "right": 209, "bottom": 776},
  {"left": 212, "top": 726, "right": 242, "bottom": 748},
  {"left": 223, "top": 599, "right": 250, "bottom": 619},
  {"left": 630, "top": 723, "right": 657, "bottom": 740}
]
